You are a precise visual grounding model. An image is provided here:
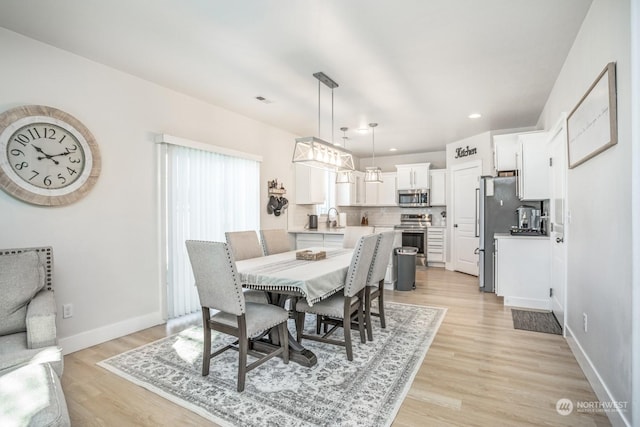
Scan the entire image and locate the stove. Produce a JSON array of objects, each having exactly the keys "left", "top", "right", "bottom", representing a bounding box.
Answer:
[
  {"left": 394, "top": 213, "right": 432, "bottom": 230},
  {"left": 394, "top": 214, "right": 430, "bottom": 265}
]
